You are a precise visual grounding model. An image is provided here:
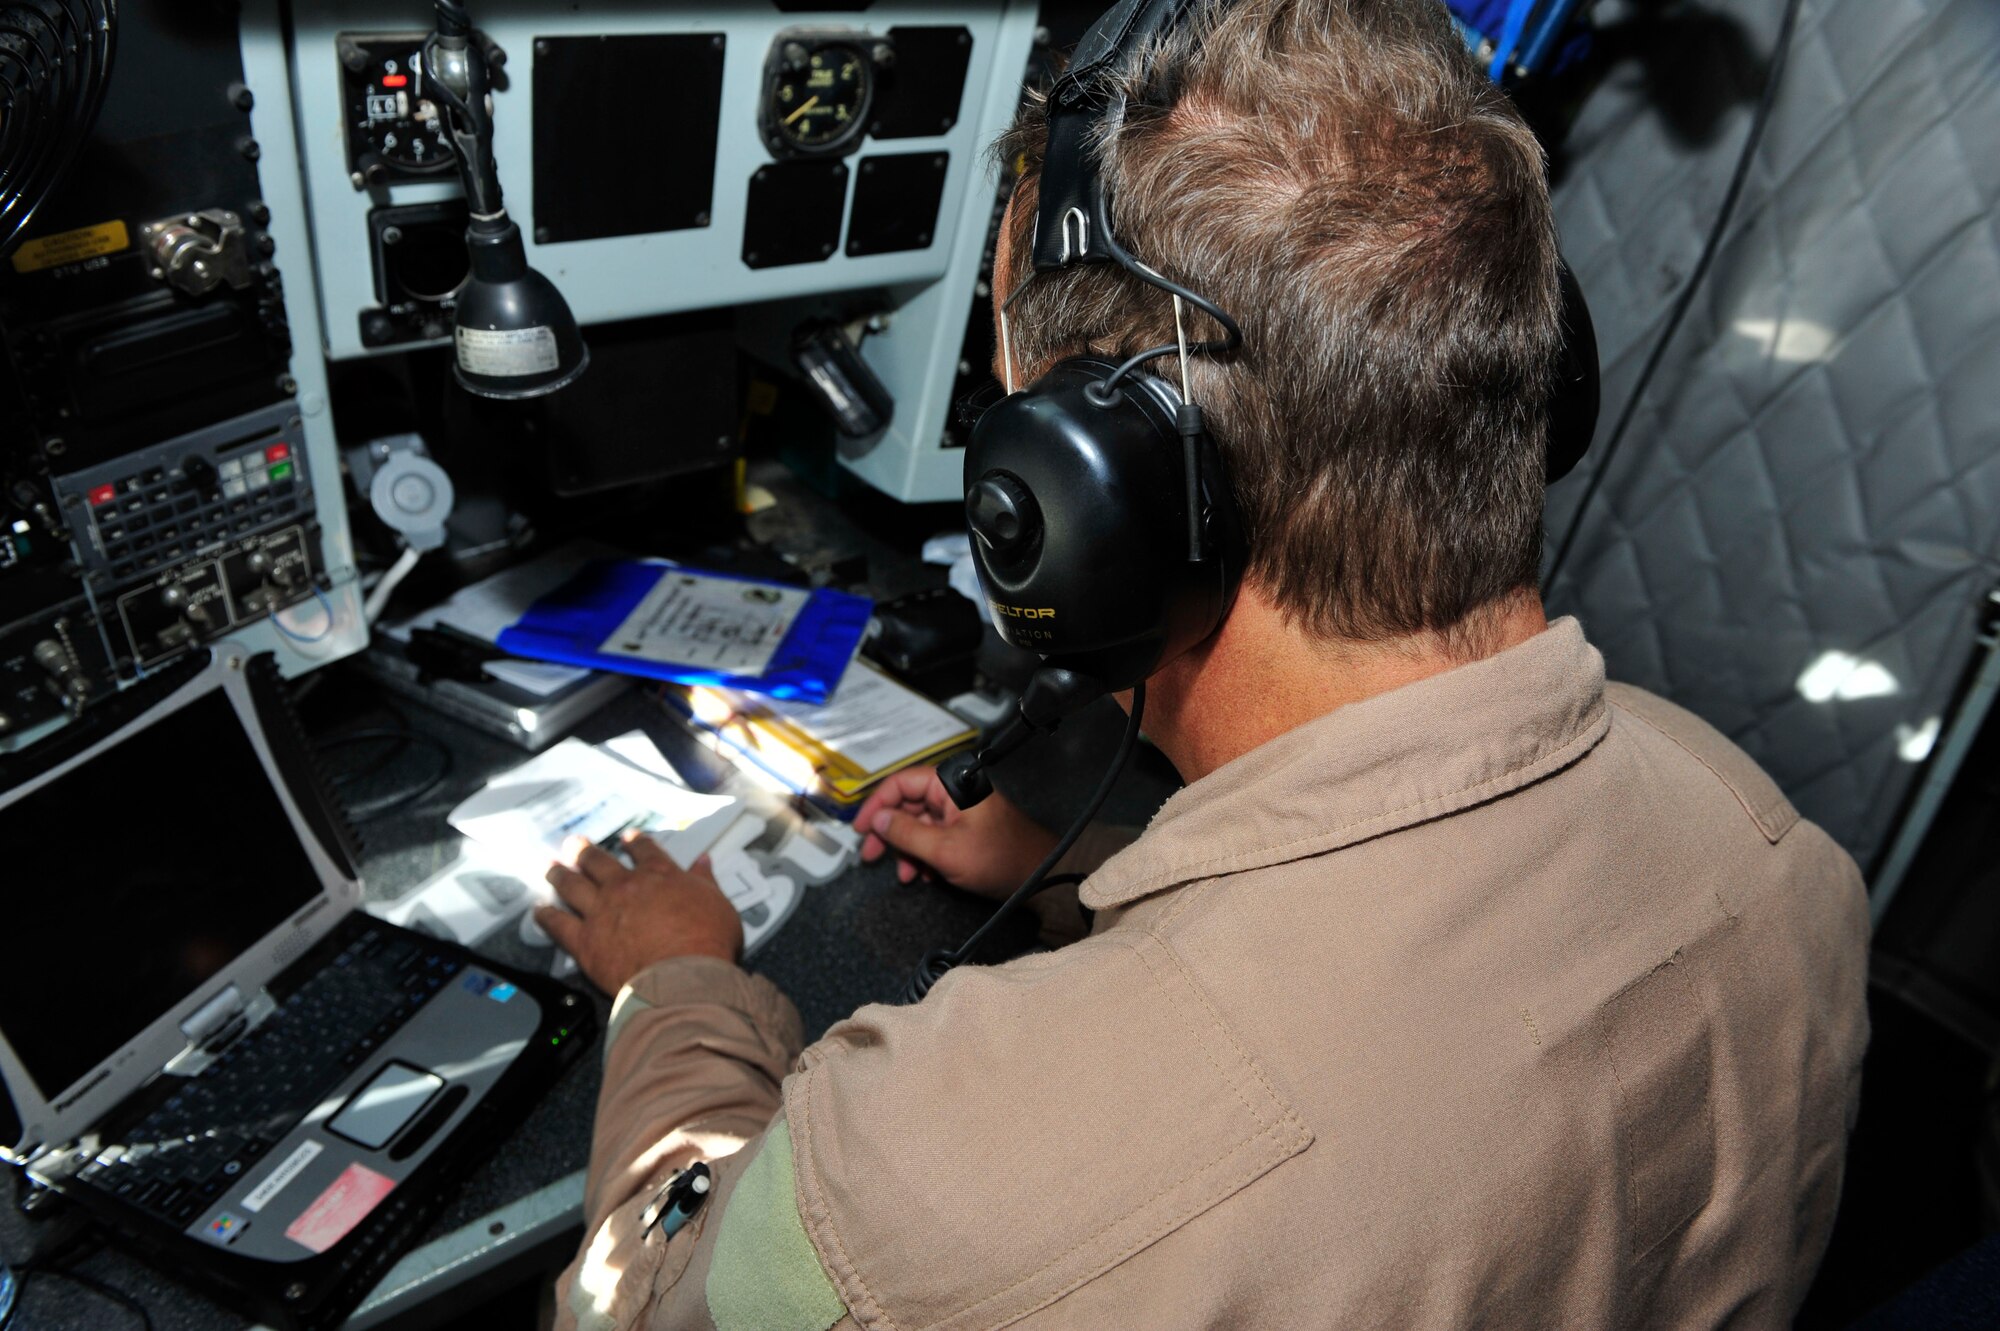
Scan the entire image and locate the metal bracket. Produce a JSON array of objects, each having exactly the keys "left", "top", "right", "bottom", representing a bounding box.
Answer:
[
  {"left": 1060, "top": 206, "right": 1091, "bottom": 263},
  {"left": 140, "top": 209, "right": 255, "bottom": 297}
]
